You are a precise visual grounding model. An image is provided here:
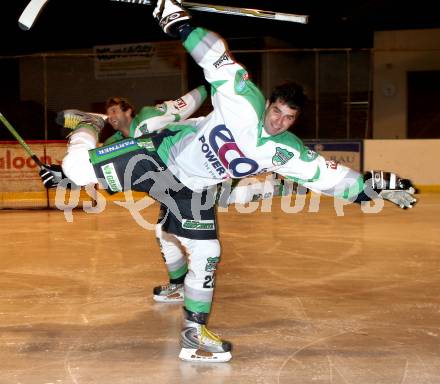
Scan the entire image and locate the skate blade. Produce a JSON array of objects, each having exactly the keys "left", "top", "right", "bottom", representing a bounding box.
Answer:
[
  {"left": 179, "top": 348, "right": 232, "bottom": 363},
  {"left": 153, "top": 294, "right": 184, "bottom": 303}
]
